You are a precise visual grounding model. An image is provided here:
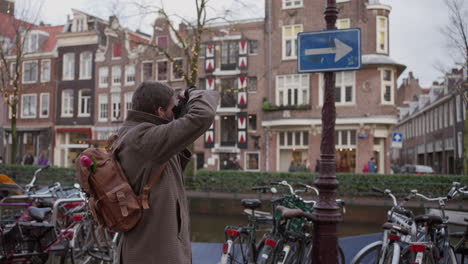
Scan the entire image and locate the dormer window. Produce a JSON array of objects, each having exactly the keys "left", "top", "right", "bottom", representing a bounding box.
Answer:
[
  {"left": 24, "top": 33, "right": 39, "bottom": 53},
  {"left": 73, "top": 15, "right": 88, "bottom": 32},
  {"left": 77, "top": 18, "right": 85, "bottom": 32}
]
